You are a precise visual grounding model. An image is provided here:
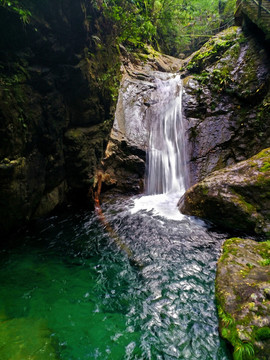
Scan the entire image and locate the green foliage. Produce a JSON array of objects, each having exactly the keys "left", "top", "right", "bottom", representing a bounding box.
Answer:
[
  {"left": 157, "top": 0, "right": 236, "bottom": 55},
  {"left": 259, "top": 161, "right": 270, "bottom": 172},
  {"left": 94, "top": 0, "right": 236, "bottom": 56},
  {"left": 233, "top": 341, "right": 255, "bottom": 360},
  {"left": 99, "top": 0, "right": 157, "bottom": 48},
  {"left": 217, "top": 304, "right": 256, "bottom": 360},
  {"left": 0, "top": 0, "right": 31, "bottom": 23},
  {"left": 255, "top": 327, "right": 270, "bottom": 341},
  {"left": 259, "top": 258, "right": 270, "bottom": 266}
]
